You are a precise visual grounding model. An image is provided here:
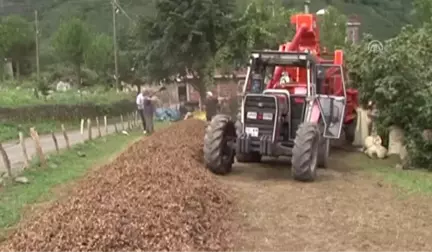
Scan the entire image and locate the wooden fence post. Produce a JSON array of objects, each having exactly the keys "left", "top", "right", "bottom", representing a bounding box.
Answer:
[
  {"left": 104, "top": 115, "right": 108, "bottom": 134},
  {"left": 80, "top": 118, "right": 85, "bottom": 140},
  {"left": 127, "top": 114, "right": 131, "bottom": 130},
  {"left": 51, "top": 131, "right": 59, "bottom": 153},
  {"left": 18, "top": 132, "right": 29, "bottom": 167},
  {"left": 120, "top": 115, "right": 125, "bottom": 131},
  {"left": 87, "top": 118, "right": 92, "bottom": 140},
  {"left": 30, "top": 128, "right": 46, "bottom": 167},
  {"left": 114, "top": 122, "right": 118, "bottom": 133},
  {"left": 61, "top": 124, "right": 70, "bottom": 149},
  {"left": 134, "top": 111, "right": 138, "bottom": 127},
  {"left": 0, "top": 143, "right": 12, "bottom": 178},
  {"left": 96, "top": 117, "right": 102, "bottom": 138}
]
